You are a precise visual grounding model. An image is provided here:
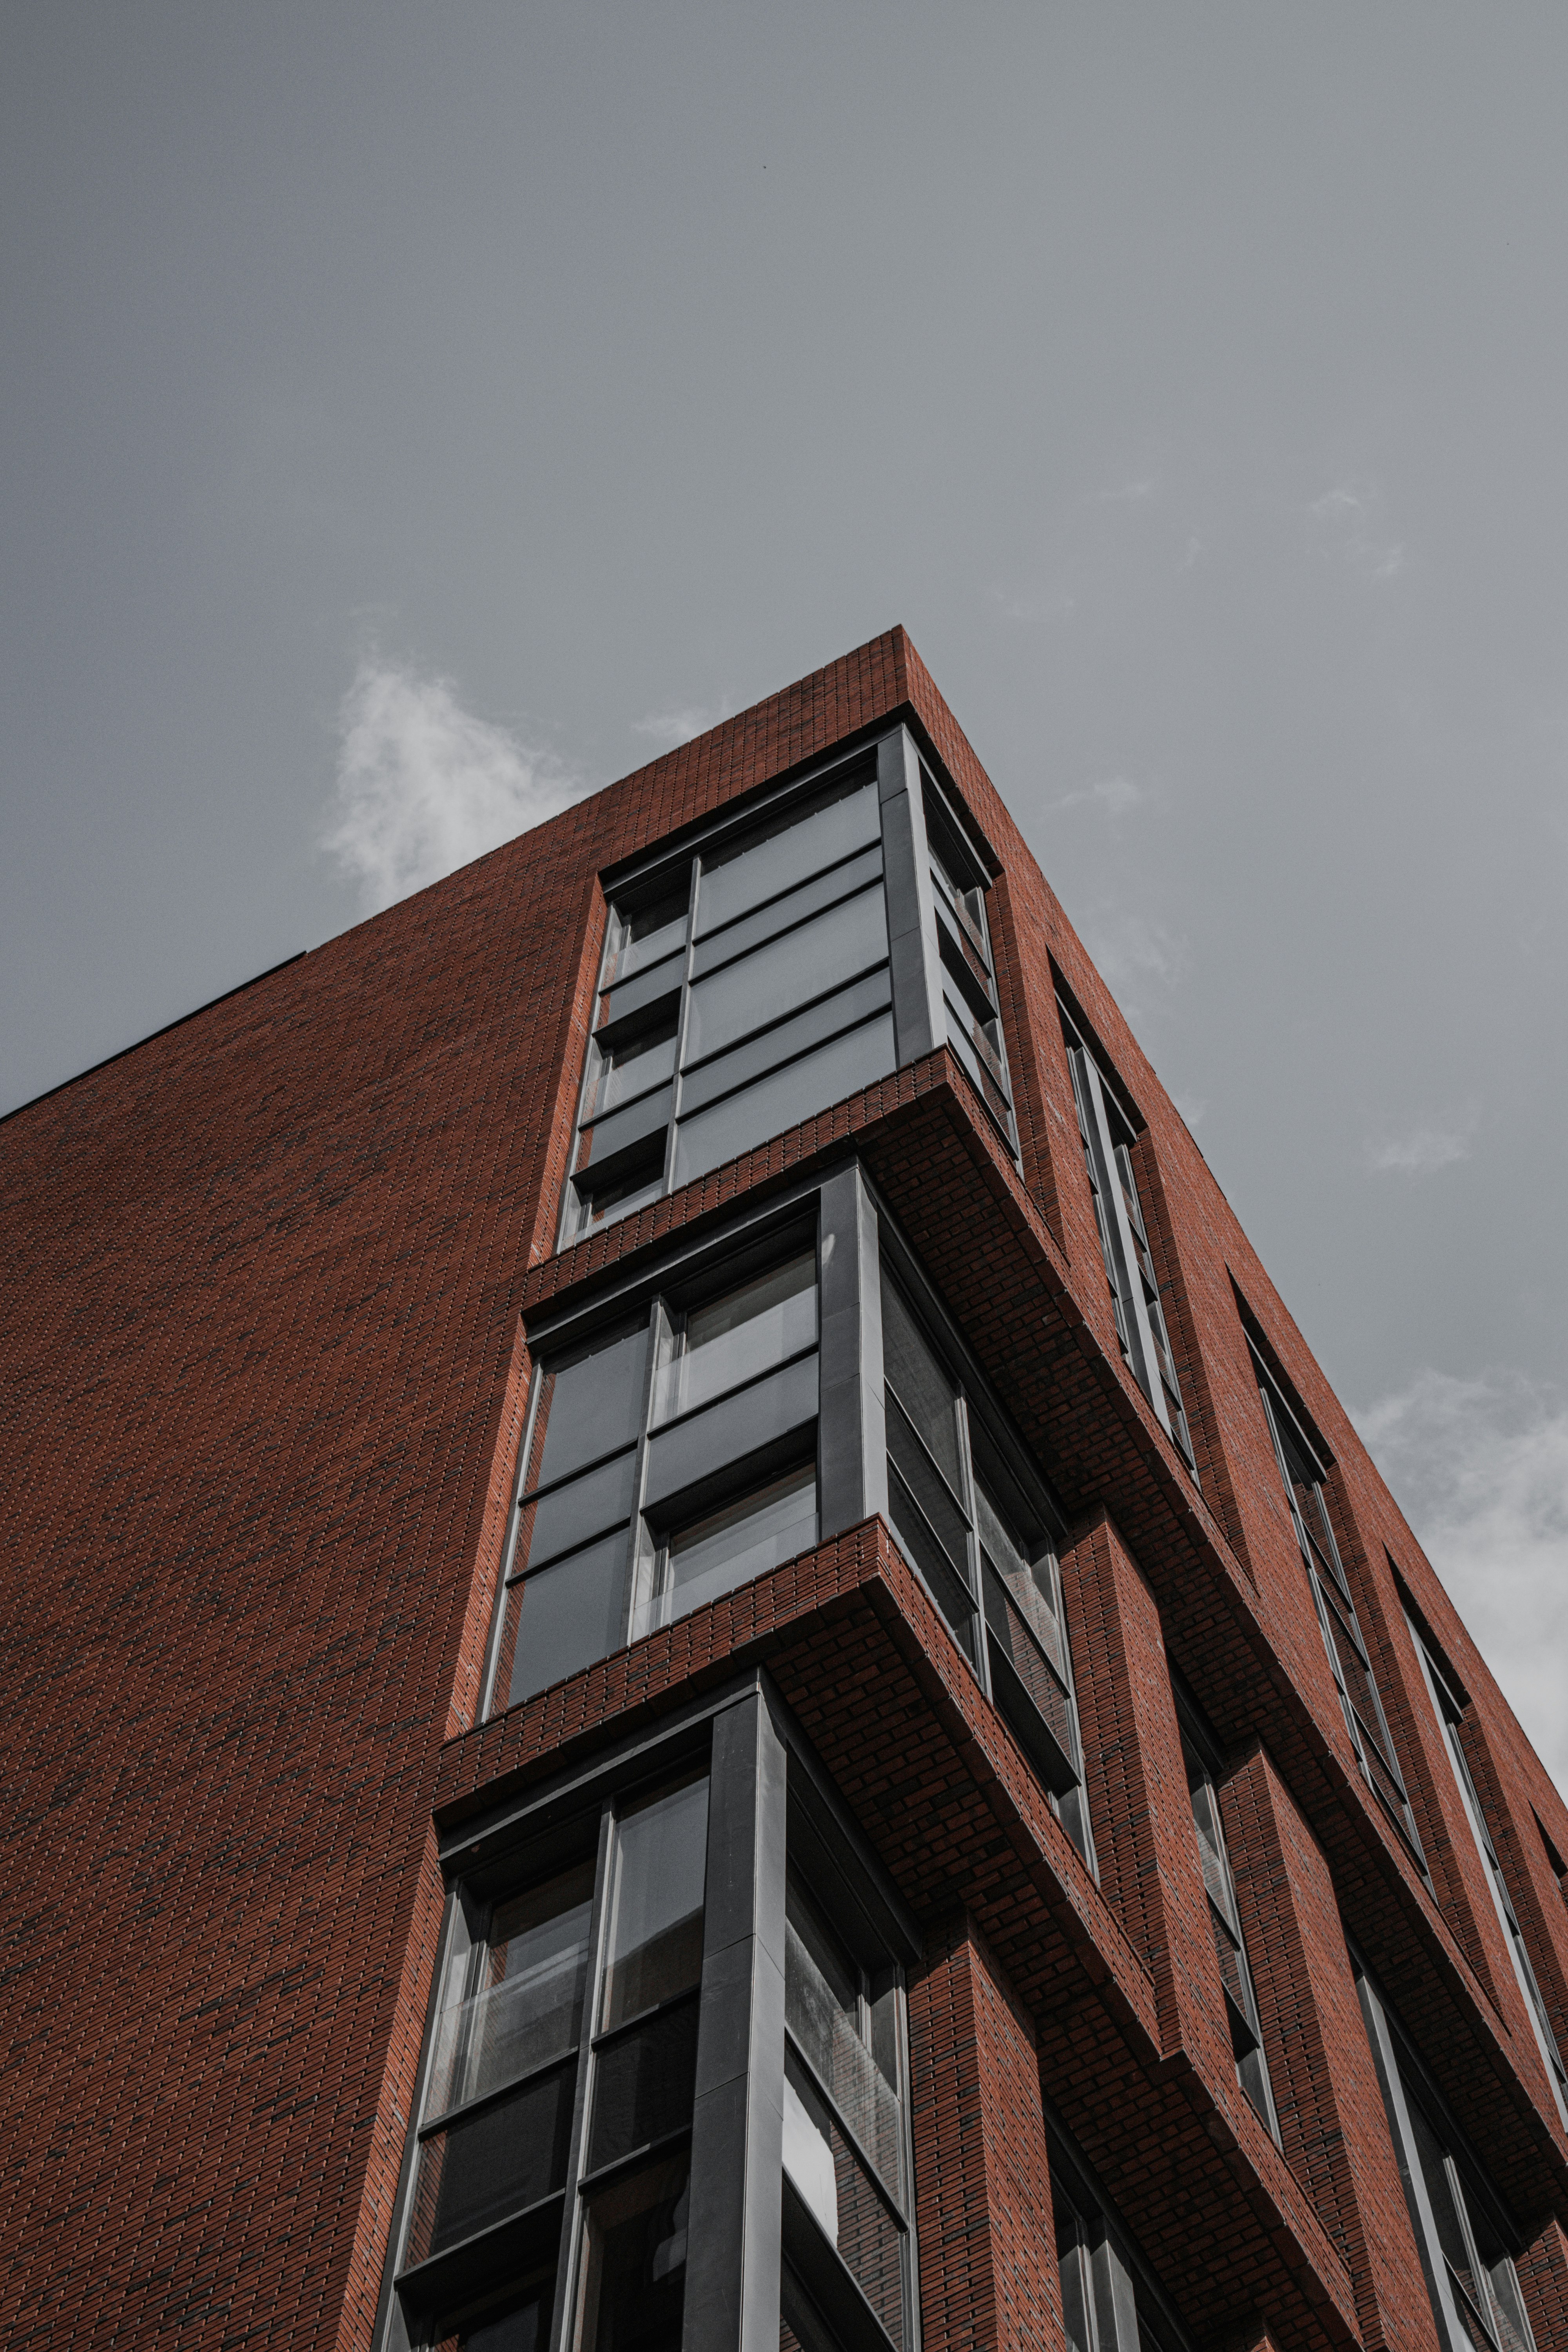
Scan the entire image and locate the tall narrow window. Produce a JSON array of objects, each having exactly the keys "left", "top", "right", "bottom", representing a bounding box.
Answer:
[
  {"left": 1058, "top": 1002, "right": 1194, "bottom": 1470},
  {"left": 781, "top": 1868, "right": 913, "bottom": 2352},
  {"left": 390, "top": 1768, "right": 710, "bottom": 2352},
  {"left": 1252, "top": 1348, "right": 1425, "bottom": 1864},
  {"left": 923, "top": 775, "right": 1018, "bottom": 1146},
  {"left": 1052, "top": 2174, "right": 1179, "bottom": 2352},
  {"left": 1357, "top": 1962, "right": 1539, "bottom": 2352},
  {"left": 1410, "top": 1626, "right": 1568, "bottom": 2129},
  {"left": 879, "top": 1251, "right": 1095, "bottom": 1871},
  {"left": 1173, "top": 1690, "right": 1279, "bottom": 2139}
]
